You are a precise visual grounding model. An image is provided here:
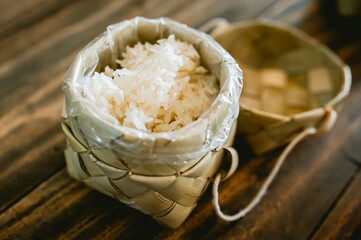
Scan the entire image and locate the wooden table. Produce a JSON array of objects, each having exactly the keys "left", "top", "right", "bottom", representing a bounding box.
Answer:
[{"left": 1, "top": 0, "right": 361, "bottom": 239}]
